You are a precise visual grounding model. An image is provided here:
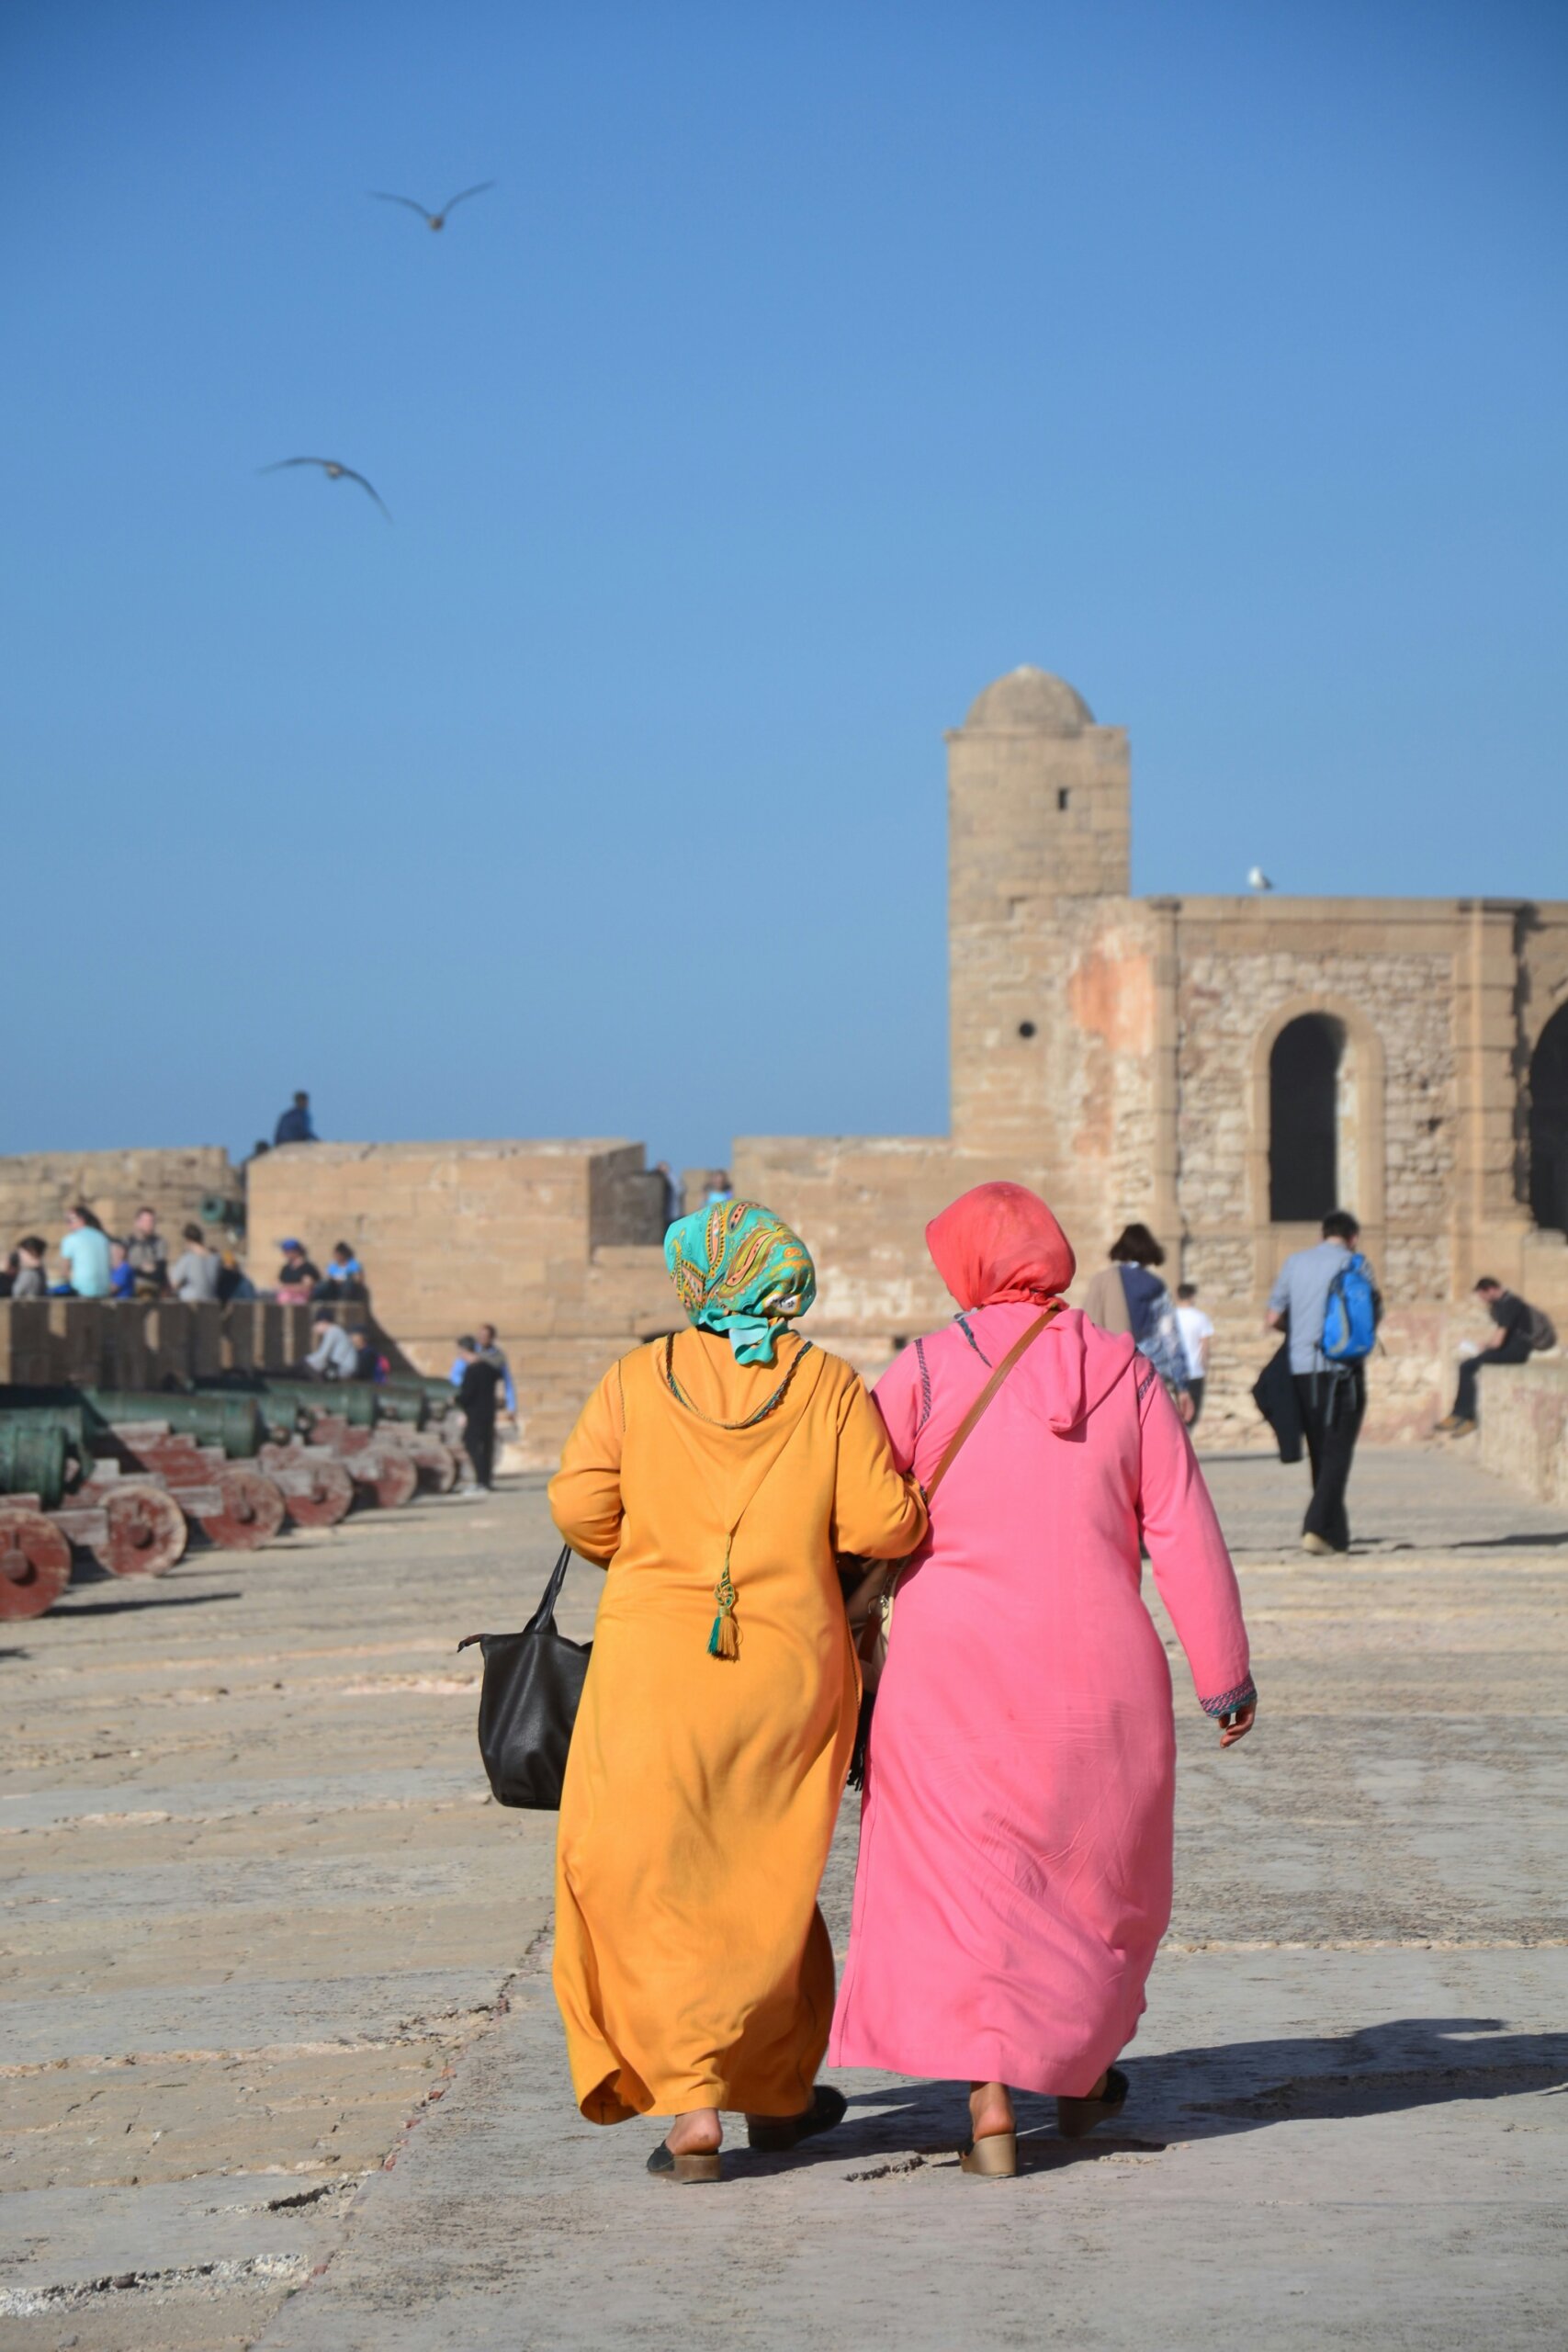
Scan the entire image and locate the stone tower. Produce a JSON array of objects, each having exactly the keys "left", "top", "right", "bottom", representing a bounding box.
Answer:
[{"left": 947, "top": 666, "right": 1140, "bottom": 1197}]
